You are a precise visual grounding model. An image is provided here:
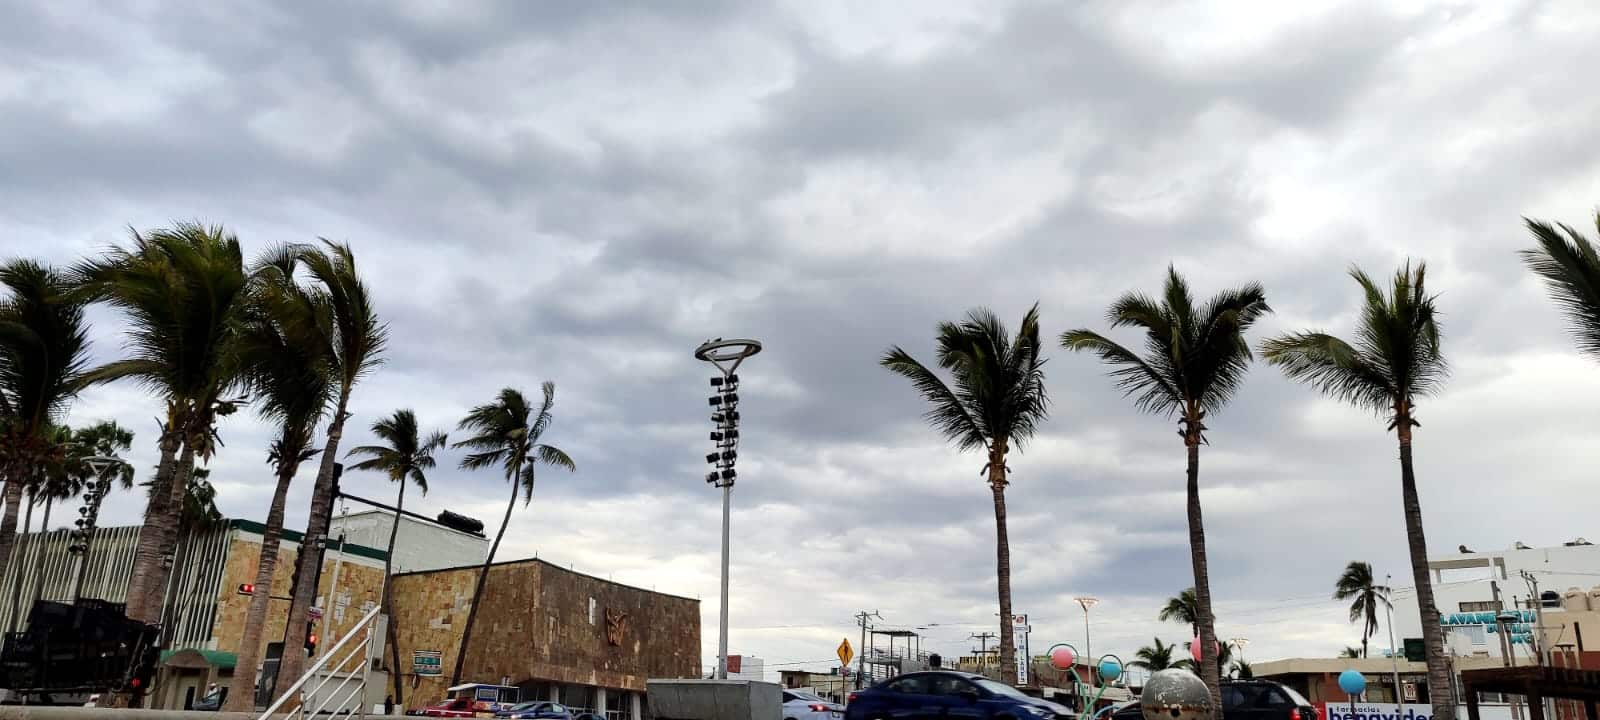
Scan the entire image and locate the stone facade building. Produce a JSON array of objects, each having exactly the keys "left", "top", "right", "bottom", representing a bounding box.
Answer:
[{"left": 390, "top": 558, "right": 702, "bottom": 719}]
